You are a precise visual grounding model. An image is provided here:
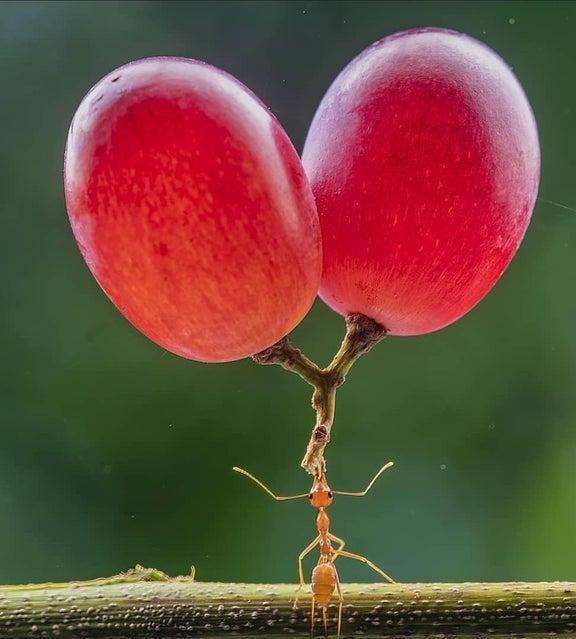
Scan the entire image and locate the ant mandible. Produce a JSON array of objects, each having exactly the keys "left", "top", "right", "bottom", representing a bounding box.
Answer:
[{"left": 233, "top": 461, "right": 395, "bottom": 637}]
